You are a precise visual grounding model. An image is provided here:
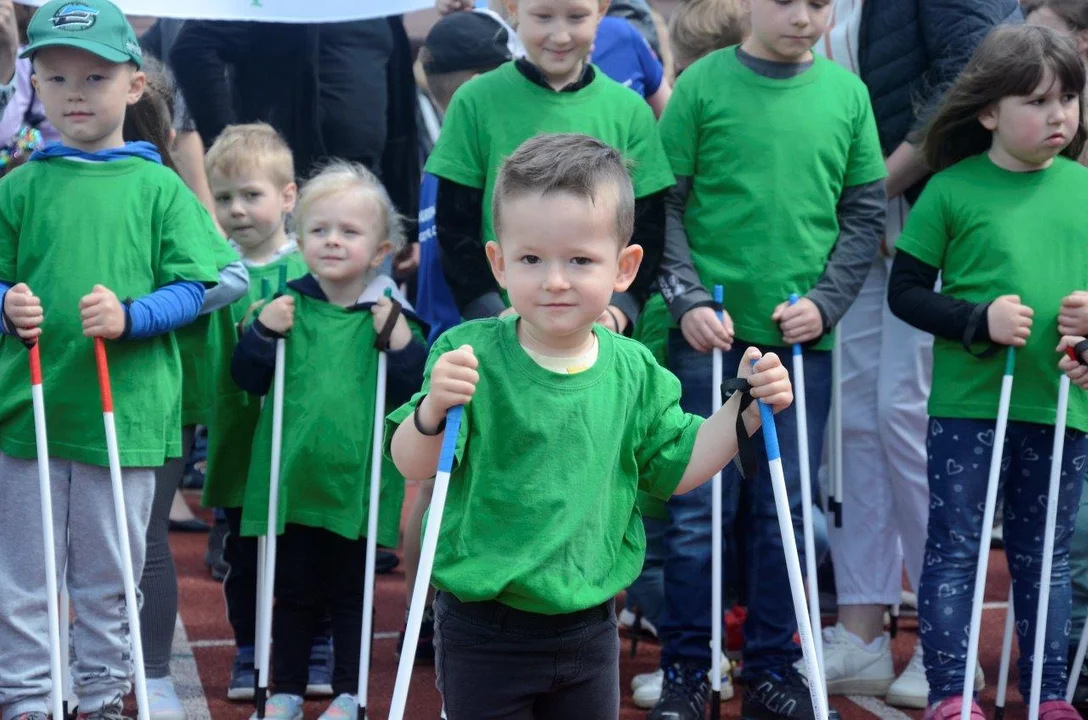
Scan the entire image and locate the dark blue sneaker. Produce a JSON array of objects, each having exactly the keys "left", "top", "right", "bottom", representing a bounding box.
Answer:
[
  {"left": 648, "top": 662, "right": 709, "bottom": 720},
  {"left": 743, "top": 665, "right": 842, "bottom": 720},
  {"left": 306, "top": 636, "right": 334, "bottom": 698},
  {"left": 227, "top": 645, "right": 256, "bottom": 701}
]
